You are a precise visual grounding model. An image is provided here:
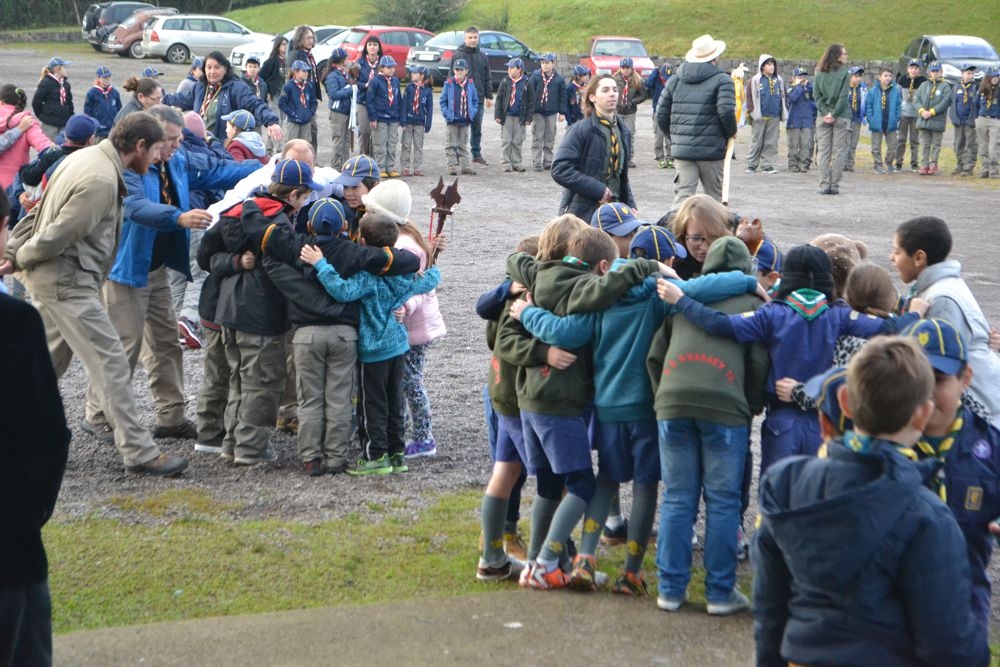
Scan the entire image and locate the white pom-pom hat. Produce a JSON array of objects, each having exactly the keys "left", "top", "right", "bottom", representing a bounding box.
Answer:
[{"left": 361, "top": 180, "right": 412, "bottom": 226}]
